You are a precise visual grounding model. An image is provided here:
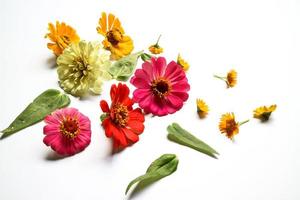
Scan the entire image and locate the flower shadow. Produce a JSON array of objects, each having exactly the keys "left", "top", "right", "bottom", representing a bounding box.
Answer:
[
  {"left": 44, "top": 151, "right": 66, "bottom": 161},
  {"left": 46, "top": 56, "right": 57, "bottom": 69}
]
